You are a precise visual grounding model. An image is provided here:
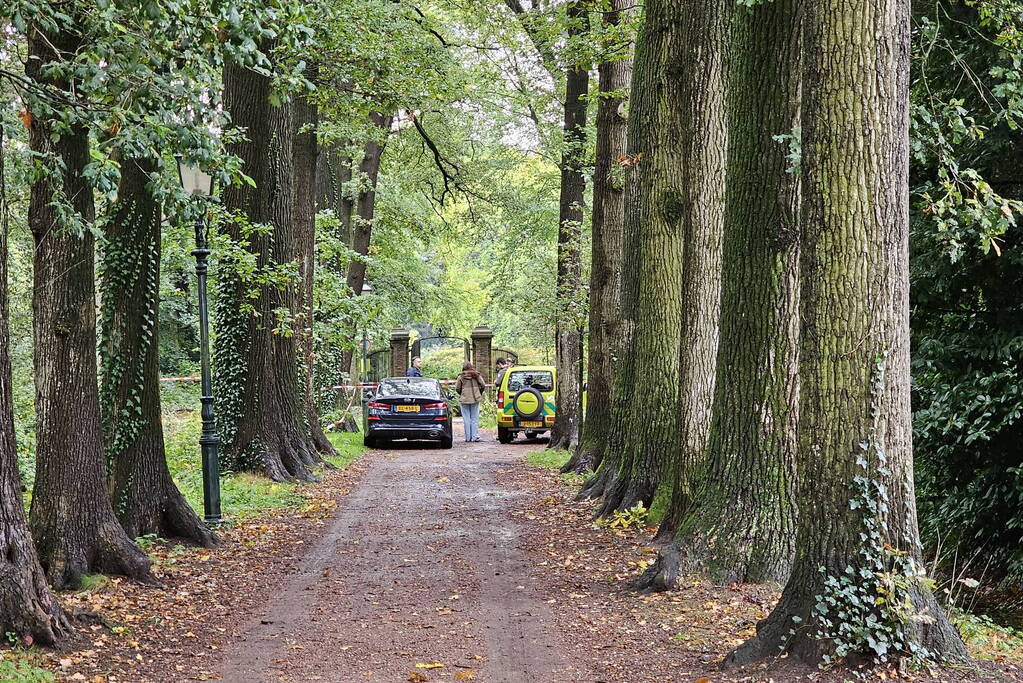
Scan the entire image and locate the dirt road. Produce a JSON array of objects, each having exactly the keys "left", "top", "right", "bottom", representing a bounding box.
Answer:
[{"left": 215, "top": 428, "right": 568, "bottom": 682}]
